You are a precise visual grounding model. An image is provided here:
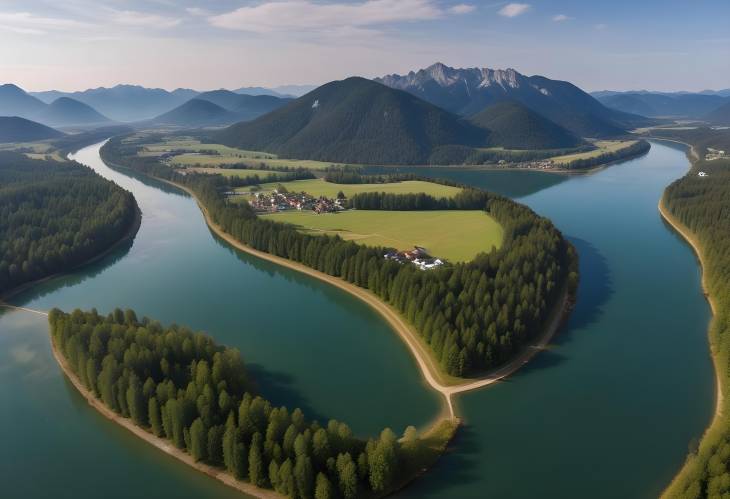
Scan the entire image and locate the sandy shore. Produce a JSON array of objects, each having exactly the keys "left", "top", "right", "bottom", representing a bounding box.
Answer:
[{"left": 659, "top": 198, "right": 724, "bottom": 498}]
